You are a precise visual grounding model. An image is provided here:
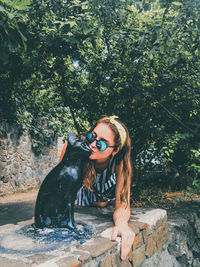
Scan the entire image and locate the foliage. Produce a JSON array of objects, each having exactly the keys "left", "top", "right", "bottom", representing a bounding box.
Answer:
[
  {"left": 0, "top": 0, "right": 29, "bottom": 62},
  {"left": 0, "top": 0, "right": 200, "bottom": 194},
  {"left": 0, "top": 0, "right": 29, "bottom": 122}
]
